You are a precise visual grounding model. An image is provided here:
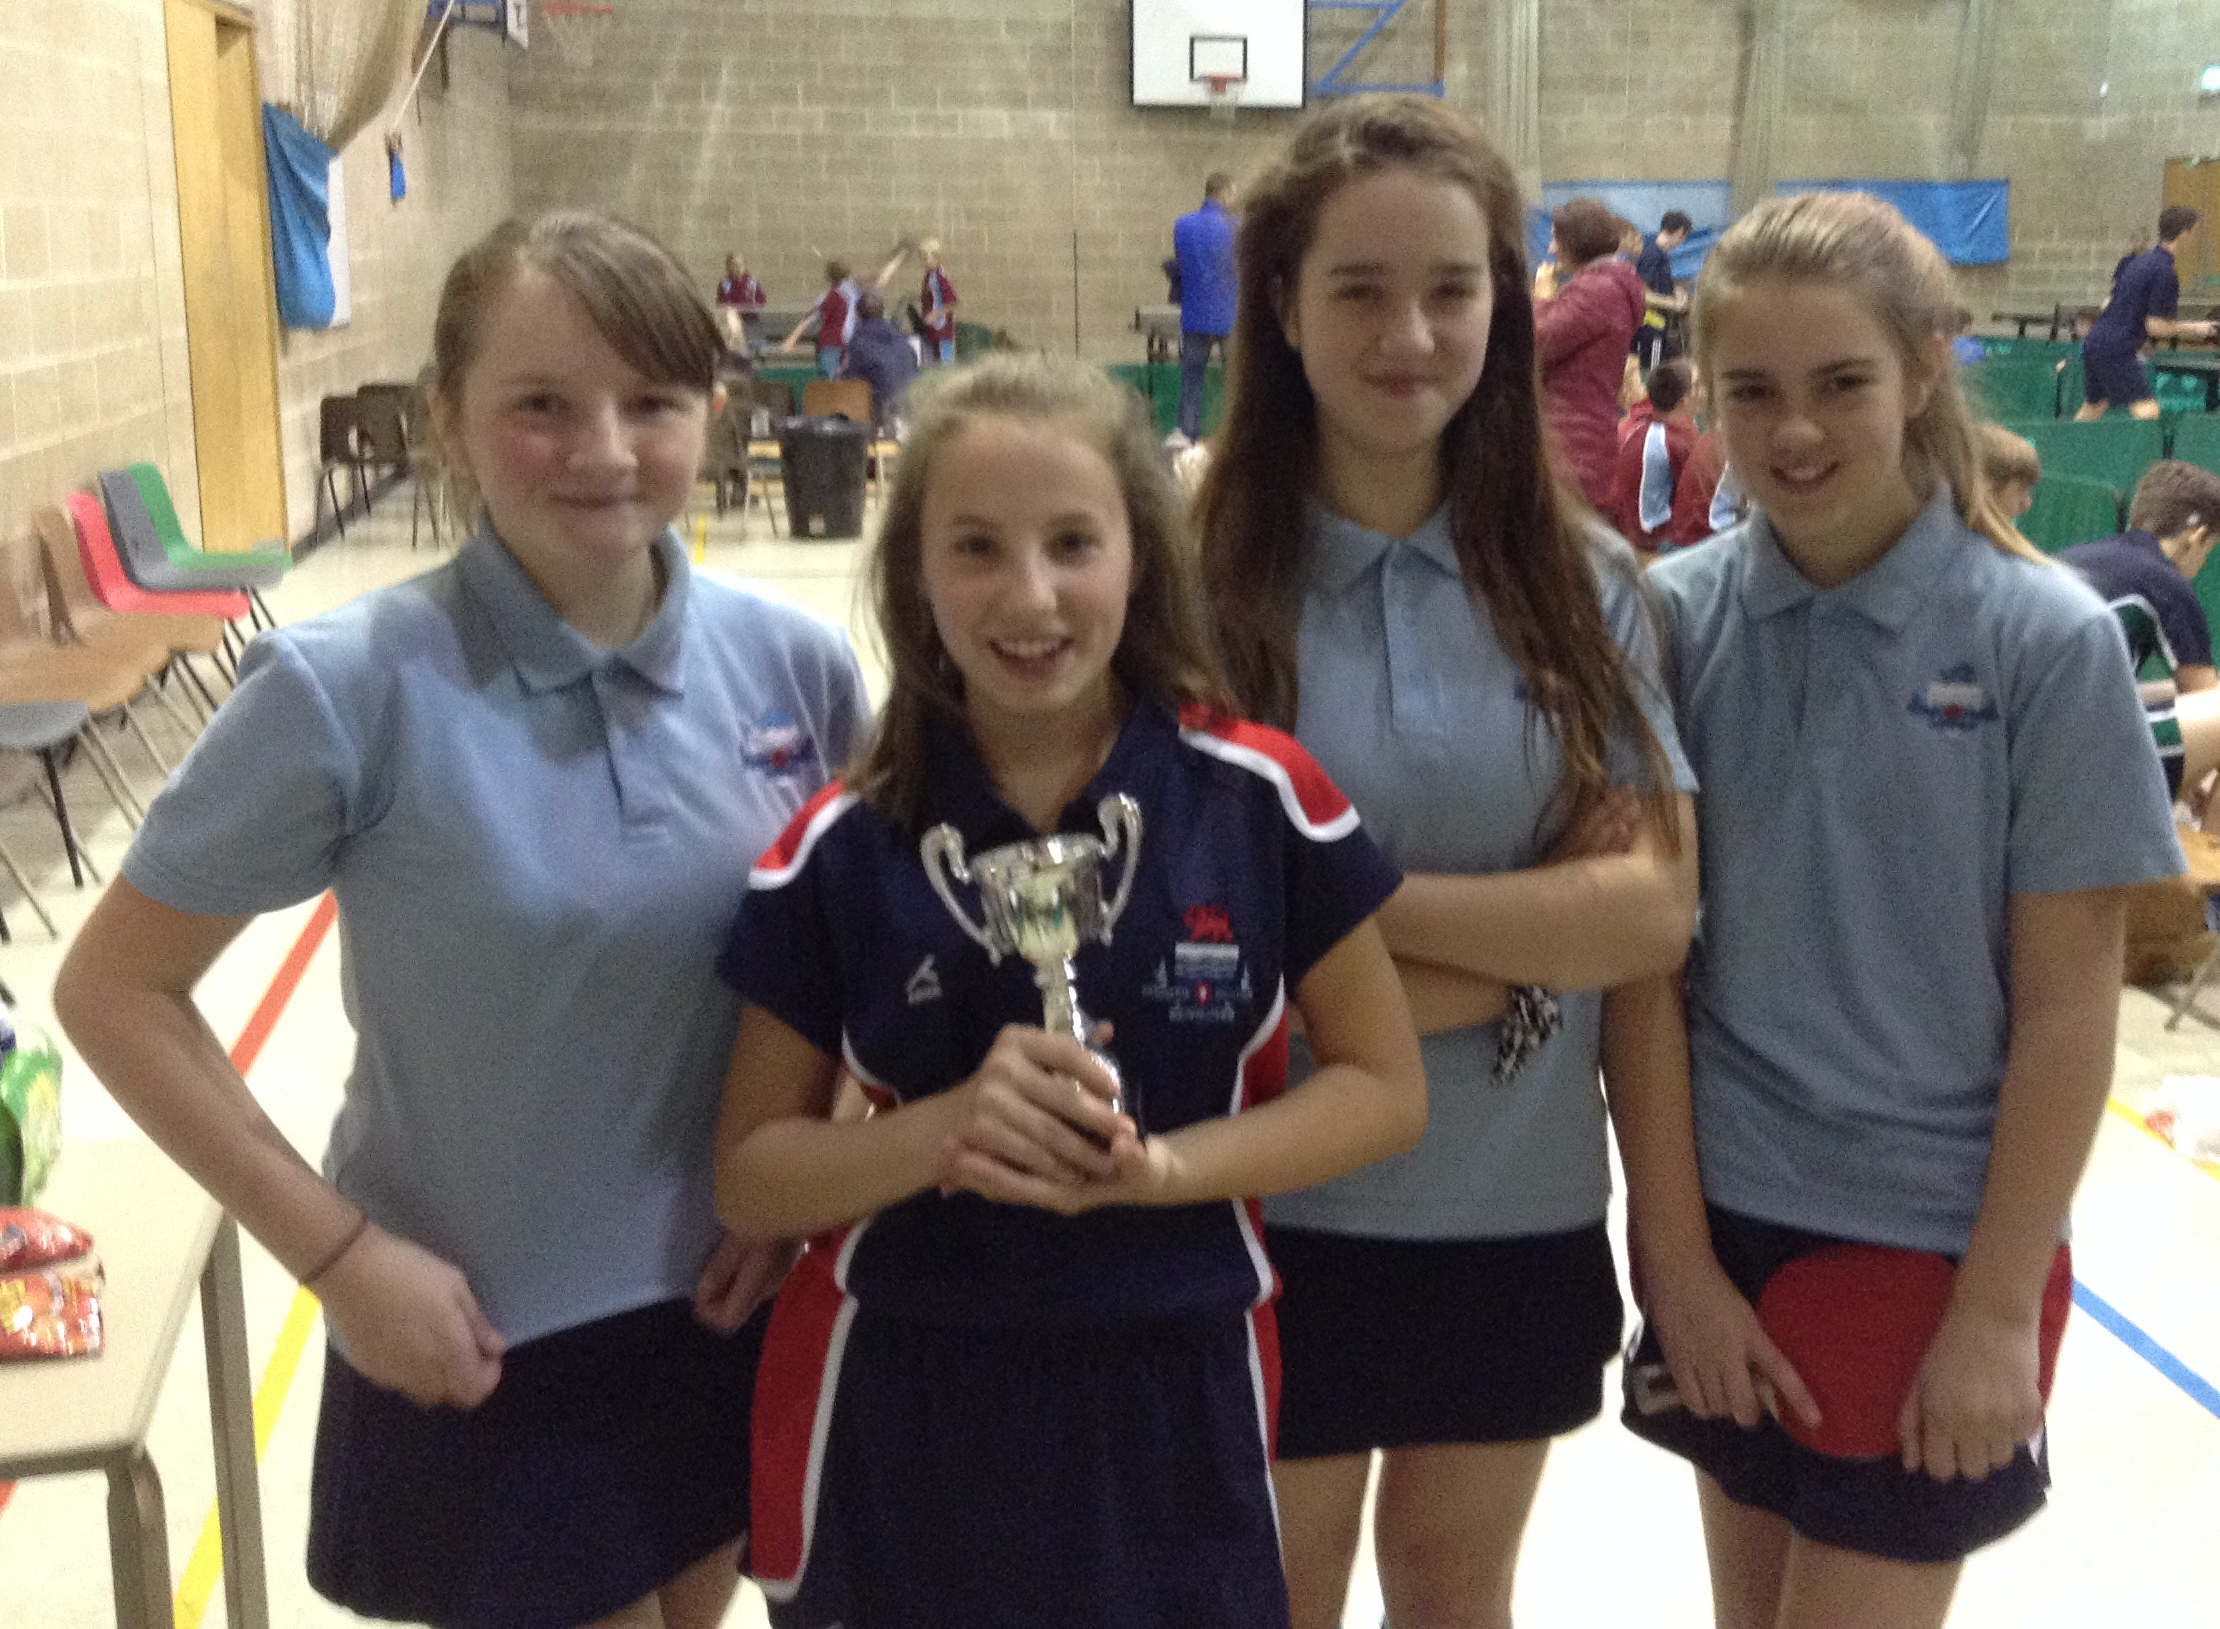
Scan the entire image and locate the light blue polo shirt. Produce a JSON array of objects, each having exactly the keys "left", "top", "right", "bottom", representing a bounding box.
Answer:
[
  {"left": 125, "top": 527, "right": 867, "bottom": 1345},
  {"left": 1265, "top": 504, "right": 1696, "bottom": 1240},
  {"left": 1651, "top": 489, "right": 2183, "bottom": 1254}
]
